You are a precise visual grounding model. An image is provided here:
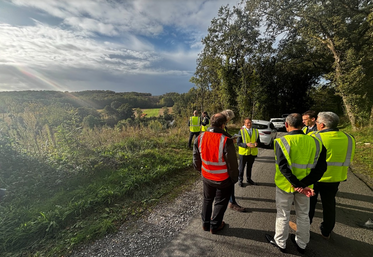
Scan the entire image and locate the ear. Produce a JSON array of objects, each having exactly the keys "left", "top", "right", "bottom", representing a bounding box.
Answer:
[{"left": 285, "top": 122, "right": 289, "bottom": 128}]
